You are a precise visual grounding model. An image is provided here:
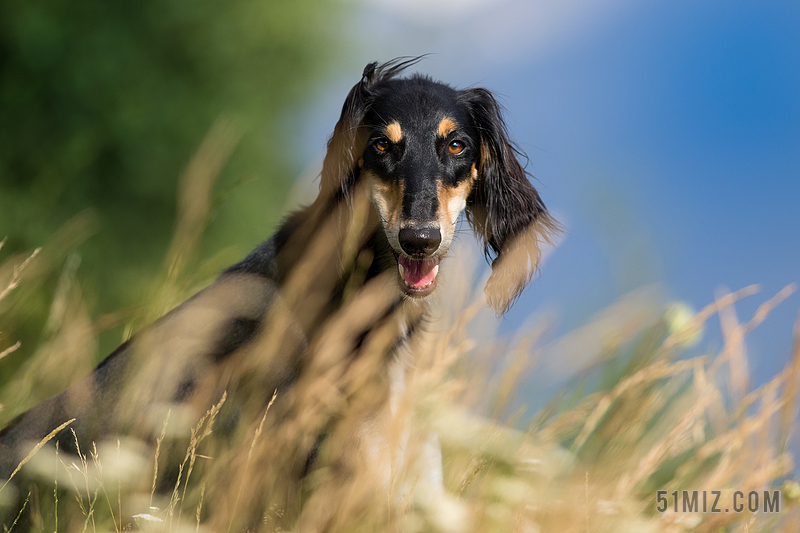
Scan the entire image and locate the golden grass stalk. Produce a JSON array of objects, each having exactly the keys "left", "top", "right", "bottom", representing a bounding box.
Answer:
[
  {"left": 0, "top": 419, "right": 74, "bottom": 494},
  {"left": 0, "top": 248, "right": 40, "bottom": 304}
]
